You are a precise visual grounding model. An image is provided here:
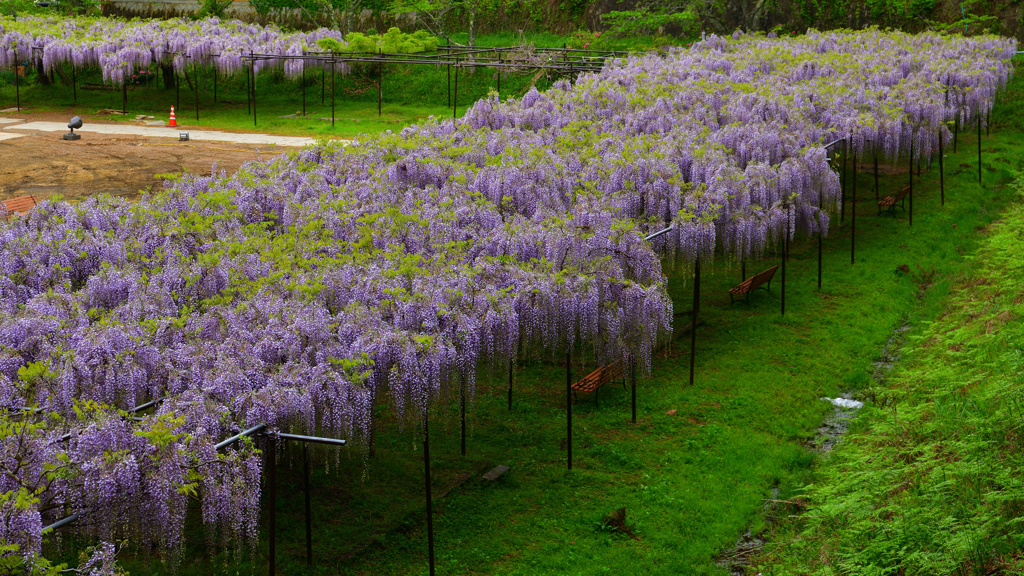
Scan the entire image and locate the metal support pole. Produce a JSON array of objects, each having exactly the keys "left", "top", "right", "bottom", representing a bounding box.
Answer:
[
  {"left": 331, "top": 58, "right": 336, "bottom": 127},
  {"left": 193, "top": 62, "right": 199, "bottom": 122},
  {"left": 378, "top": 49, "right": 383, "bottom": 117},
  {"left": 422, "top": 408, "right": 436, "bottom": 576},
  {"left": 818, "top": 187, "right": 823, "bottom": 290},
  {"left": 781, "top": 212, "right": 787, "bottom": 316},
  {"left": 246, "top": 59, "right": 250, "bottom": 114},
  {"left": 851, "top": 145, "right": 856, "bottom": 265},
  {"left": 630, "top": 361, "right": 637, "bottom": 424},
  {"left": 453, "top": 60, "right": 459, "bottom": 120},
  {"left": 954, "top": 117, "right": 958, "bottom": 153},
  {"left": 321, "top": 63, "right": 325, "bottom": 105},
  {"left": 13, "top": 48, "right": 20, "bottom": 112},
  {"left": 566, "top": 349, "right": 573, "bottom": 470},
  {"left": 303, "top": 444, "right": 312, "bottom": 566},
  {"left": 122, "top": 74, "right": 127, "bottom": 114},
  {"left": 939, "top": 128, "right": 944, "bottom": 205},
  {"left": 213, "top": 62, "right": 217, "bottom": 104},
  {"left": 909, "top": 136, "right": 914, "bottom": 227},
  {"left": 689, "top": 258, "right": 700, "bottom": 386},
  {"left": 446, "top": 47, "right": 451, "bottom": 108},
  {"left": 497, "top": 54, "right": 501, "bottom": 97},
  {"left": 873, "top": 143, "right": 879, "bottom": 202},
  {"left": 978, "top": 112, "right": 982, "bottom": 184},
  {"left": 840, "top": 139, "right": 847, "bottom": 224},
  {"left": 301, "top": 64, "right": 305, "bottom": 117},
  {"left": 251, "top": 51, "right": 256, "bottom": 128},
  {"left": 267, "top": 435, "right": 277, "bottom": 576},
  {"left": 741, "top": 260, "right": 746, "bottom": 282},
  {"left": 460, "top": 372, "right": 466, "bottom": 457}
]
